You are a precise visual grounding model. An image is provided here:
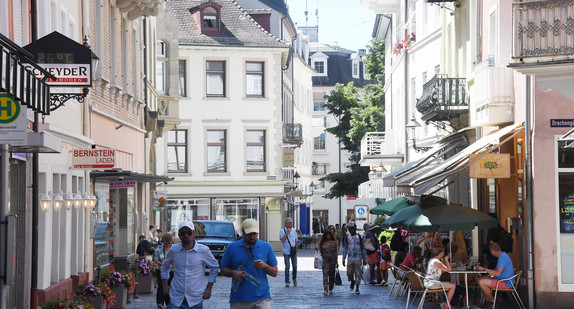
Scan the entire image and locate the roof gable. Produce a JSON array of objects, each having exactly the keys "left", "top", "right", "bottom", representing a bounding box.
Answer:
[{"left": 165, "top": 0, "right": 288, "bottom": 48}]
